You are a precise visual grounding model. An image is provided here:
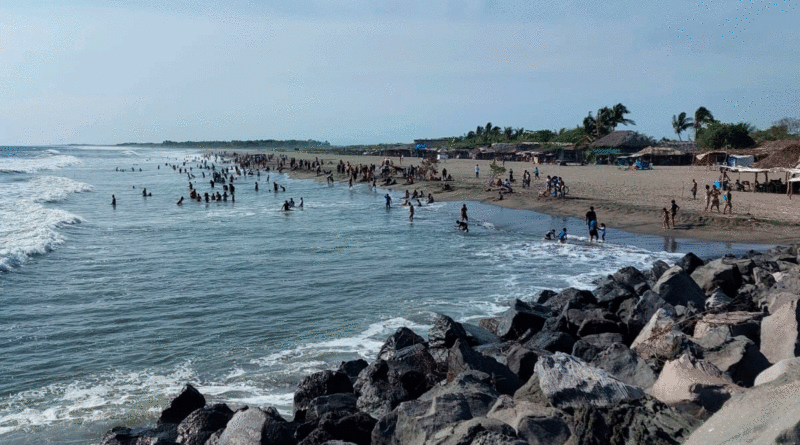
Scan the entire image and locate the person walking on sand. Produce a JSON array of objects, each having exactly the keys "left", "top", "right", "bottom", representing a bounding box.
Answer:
[
  {"left": 723, "top": 189, "right": 733, "bottom": 214},
  {"left": 704, "top": 184, "right": 712, "bottom": 211},
  {"left": 475, "top": 164, "right": 480, "bottom": 178},
  {"left": 710, "top": 186, "right": 721, "bottom": 212},
  {"left": 670, "top": 200, "right": 679, "bottom": 228},
  {"left": 691, "top": 179, "right": 698, "bottom": 200},
  {"left": 461, "top": 204, "right": 468, "bottom": 222},
  {"left": 662, "top": 208, "right": 670, "bottom": 230}
]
